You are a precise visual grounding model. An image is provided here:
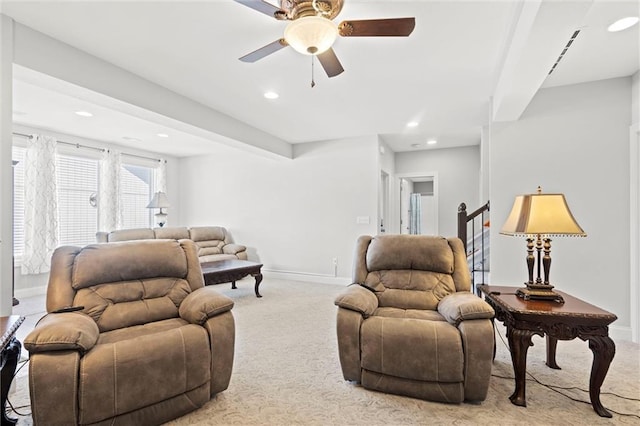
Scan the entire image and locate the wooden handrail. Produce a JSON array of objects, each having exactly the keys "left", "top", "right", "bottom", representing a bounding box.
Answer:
[
  {"left": 458, "top": 201, "right": 489, "bottom": 252},
  {"left": 458, "top": 201, "right": 490, "bottom": 293}
]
